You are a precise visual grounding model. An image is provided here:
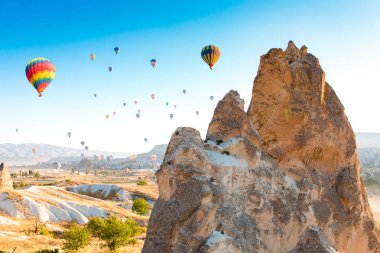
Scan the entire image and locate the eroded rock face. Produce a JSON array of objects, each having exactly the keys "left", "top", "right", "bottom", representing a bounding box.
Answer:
[{"left": 142, "top": 42, "right": 380, "bottom": 253}]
